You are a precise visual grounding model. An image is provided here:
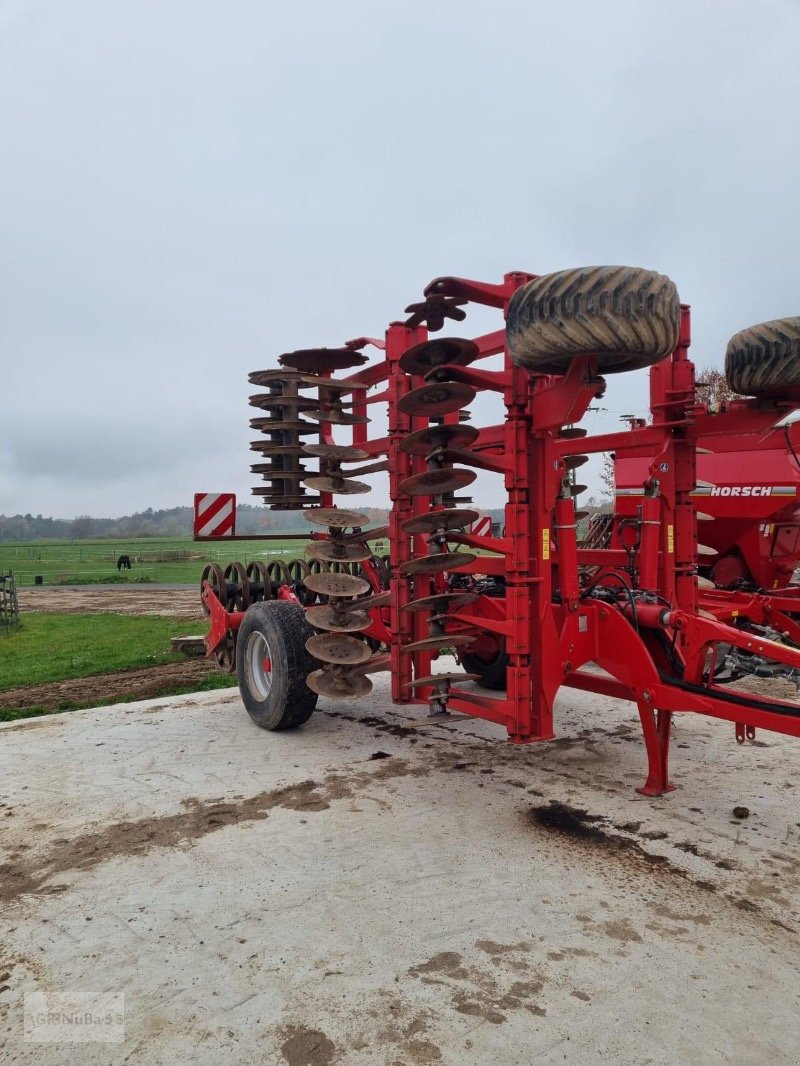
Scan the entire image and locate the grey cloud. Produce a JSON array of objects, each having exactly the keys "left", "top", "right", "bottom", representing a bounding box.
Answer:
[{"left": 1, "top": 0, "right": 799, "bottom": 516}]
